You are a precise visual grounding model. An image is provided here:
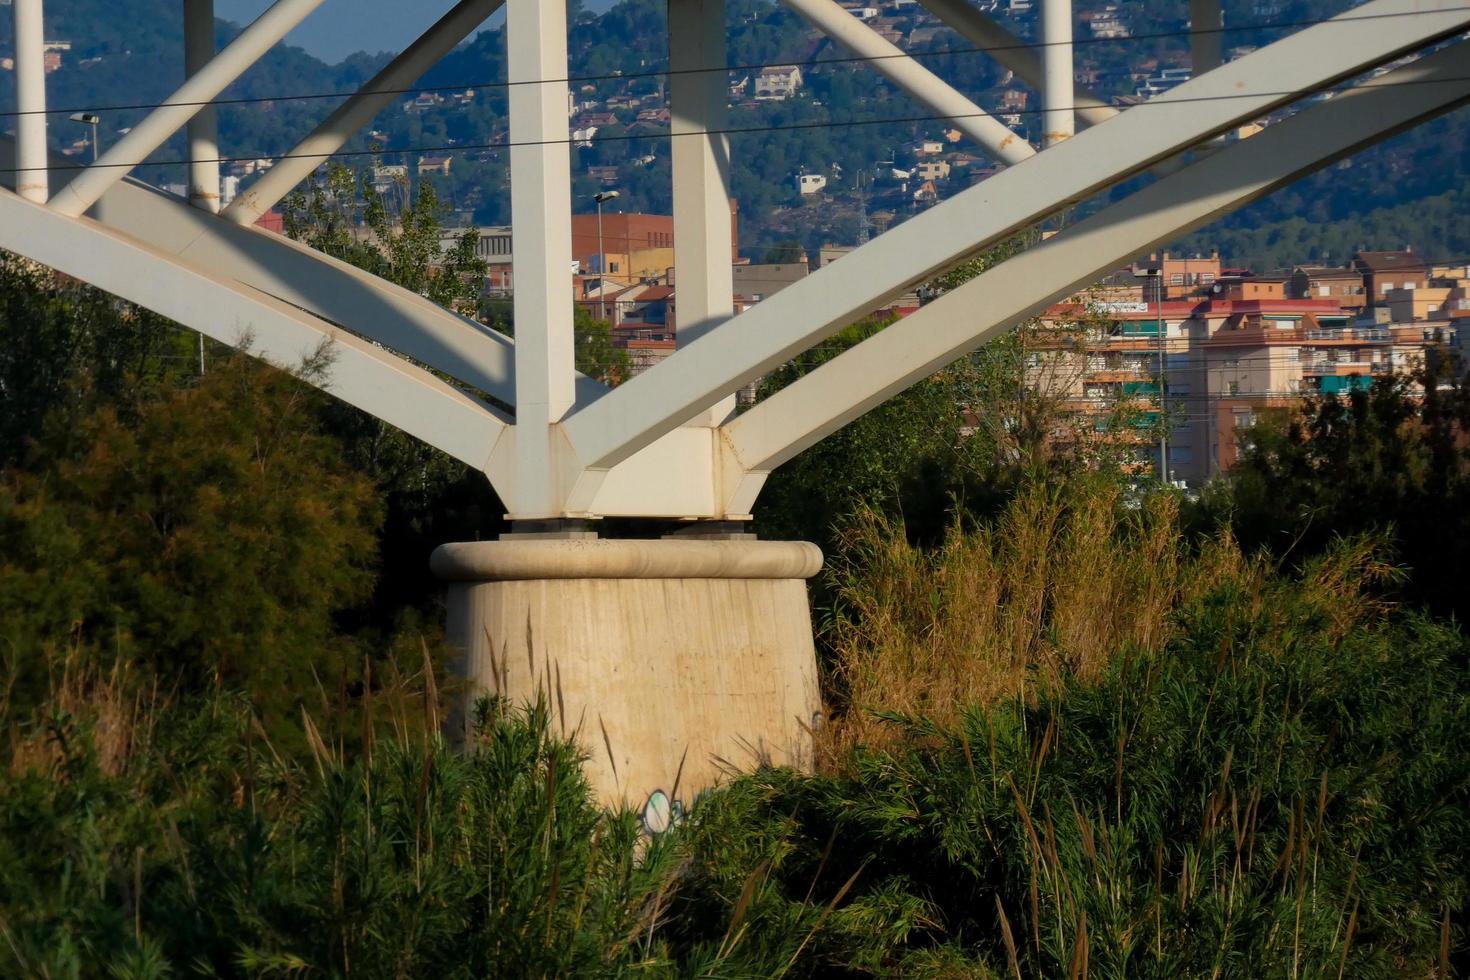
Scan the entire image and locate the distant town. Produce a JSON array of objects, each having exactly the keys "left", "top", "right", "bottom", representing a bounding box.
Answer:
[{"left": 412, "top": 207, "right": 1466, "bottom": 485}]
